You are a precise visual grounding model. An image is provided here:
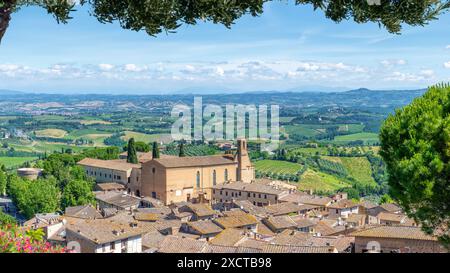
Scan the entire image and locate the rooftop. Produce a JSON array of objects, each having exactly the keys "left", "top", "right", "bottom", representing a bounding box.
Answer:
[
  {"left": 64, "top": 205, "right": 102, "bottom": 219},
  {"left": 95, "top": 182, "right": 126, "bottom": 192},
  {"left": 213, "top": 181, "right": 285, "bottom": 195},
  {"left": 328, "top": 199, "right": 359, "bottom": 209},
  {"left": 157, "top": 235, "right": 207, "bottom": 253},
  {"left": 213, "top": 213, "right": 258, "bottom": 229},
  {"left": 152, "top": 155, "right": 236, "bottom": 168},
  {"left": 263, "top": 215, "right": 297, "bottom": 231},
  {"left": 78, "top": 158, "right": 140, "bottom": 172},
  {"left": 95, "top": 191, "right": 141, "bottom": 209},
  {"left": 66, "top": 218, "right": 147, "bottom": 245},
  {"left": 351, "top": 225, "right": 437, "bottom": 241},
  {"left": 262, "top": 244, "right": 337, "bottom": 253},
  {"left": 186, "top": 220, "right": 223, "bottom": 235},
  {"left": 209, "top": 228, "right": 246, "bottom": 246},
  {"left": 264, "top": 202, "right": 302, "bottom": 216}
]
